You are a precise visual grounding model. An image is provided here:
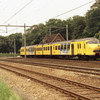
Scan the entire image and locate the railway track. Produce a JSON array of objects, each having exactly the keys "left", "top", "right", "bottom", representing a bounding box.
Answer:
[
  {"left": 0, "top": 62, "right": 100, "bottom": 100},
  {"left": 8, "top": 57, "right": 100, "bottom": 68},
  {"left": 0, "top": 58, "right": 100, "bottom": 76}
]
